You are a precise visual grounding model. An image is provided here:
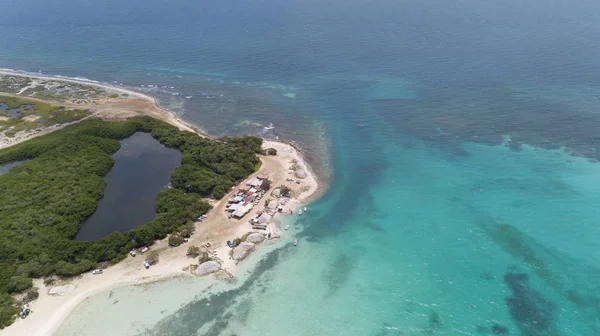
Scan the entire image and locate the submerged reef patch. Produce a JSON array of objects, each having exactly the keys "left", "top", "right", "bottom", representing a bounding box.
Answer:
[{"left": 504, "top": 272, "right": 557, "bottom": 336}]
